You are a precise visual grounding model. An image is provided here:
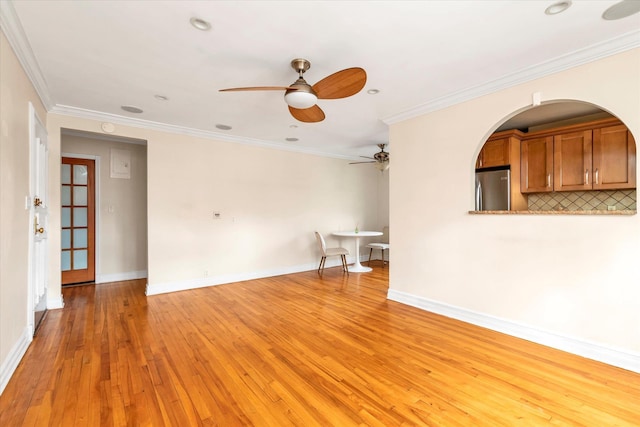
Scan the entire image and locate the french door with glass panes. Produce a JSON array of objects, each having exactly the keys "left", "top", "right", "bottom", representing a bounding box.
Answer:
[{"left": 61, "top": 158, "right": 95, "bottom": 284}]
